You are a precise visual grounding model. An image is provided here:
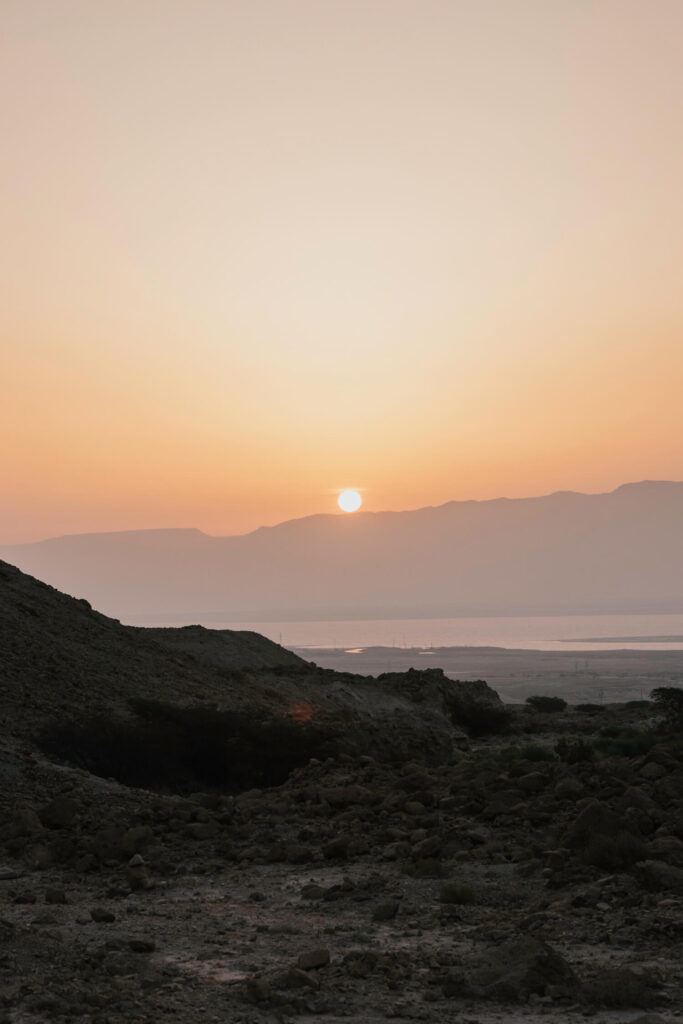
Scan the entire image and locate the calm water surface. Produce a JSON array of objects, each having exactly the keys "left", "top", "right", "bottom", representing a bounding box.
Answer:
[{"left": 190, "top": 613, "right": 683, "bottom": 652}]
